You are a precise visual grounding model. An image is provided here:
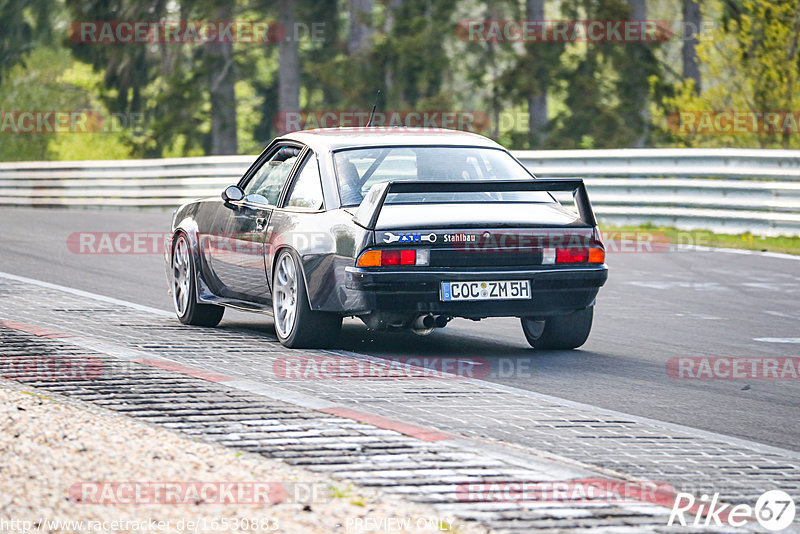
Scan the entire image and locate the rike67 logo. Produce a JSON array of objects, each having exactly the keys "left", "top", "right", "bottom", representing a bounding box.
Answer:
[{"left": 669, "top": 489, "right": 795, "bottom": 531}]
